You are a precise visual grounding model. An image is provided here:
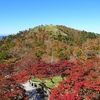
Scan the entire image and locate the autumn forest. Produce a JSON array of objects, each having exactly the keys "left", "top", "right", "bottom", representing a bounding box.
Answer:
[{"left": 0, "top": 25, "right": 100, "bottom": 100}]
